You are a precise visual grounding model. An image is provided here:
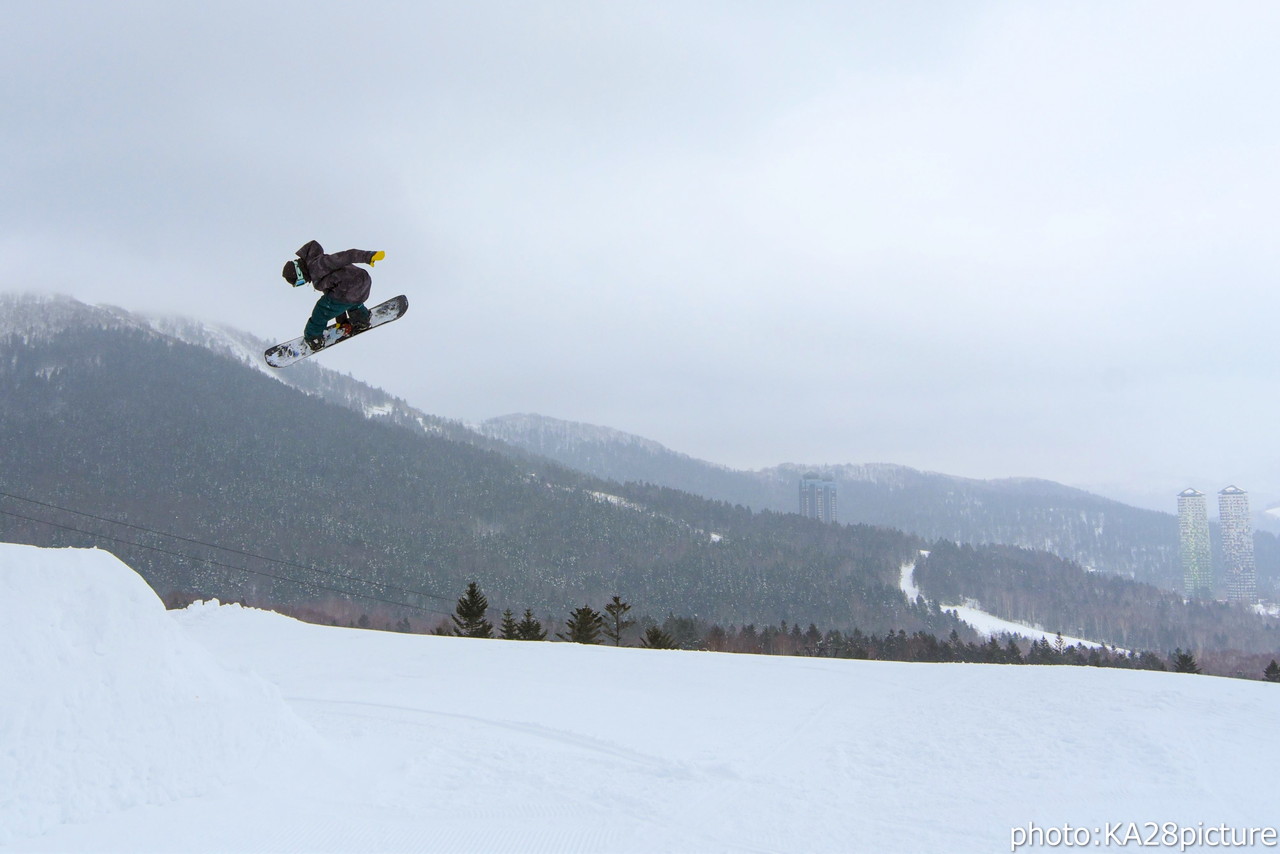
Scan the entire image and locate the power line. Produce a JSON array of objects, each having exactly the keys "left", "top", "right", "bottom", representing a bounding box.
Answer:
[{"left": 0, "top": 499, "right": 454, "bottom": 620}]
